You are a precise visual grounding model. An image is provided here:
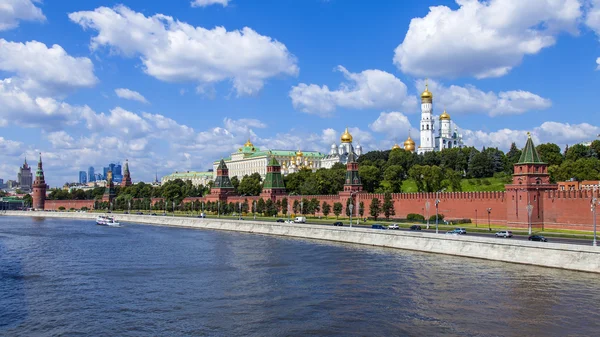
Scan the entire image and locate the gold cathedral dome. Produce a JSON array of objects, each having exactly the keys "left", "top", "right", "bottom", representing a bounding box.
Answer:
[
  {"left": 392, "top": 143, "right": 401, "bottom": 150},
  {"left": 404, "top": 136, "right": 416, "bottom": 152},
  {"left": 421, "top": 81, "right": 433, "bottom": 102},
  {"left": 244, "top": 139, "right": 254, "bottom": 147},
  {"left": 439, "top": 109, "right": 451, "bottom": 120},
  {"left": 340, "top": 127, "right": 353, "bottom": 143},
  {"left": 296, "top": 149, "right": 303, "bottom": 157}
]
